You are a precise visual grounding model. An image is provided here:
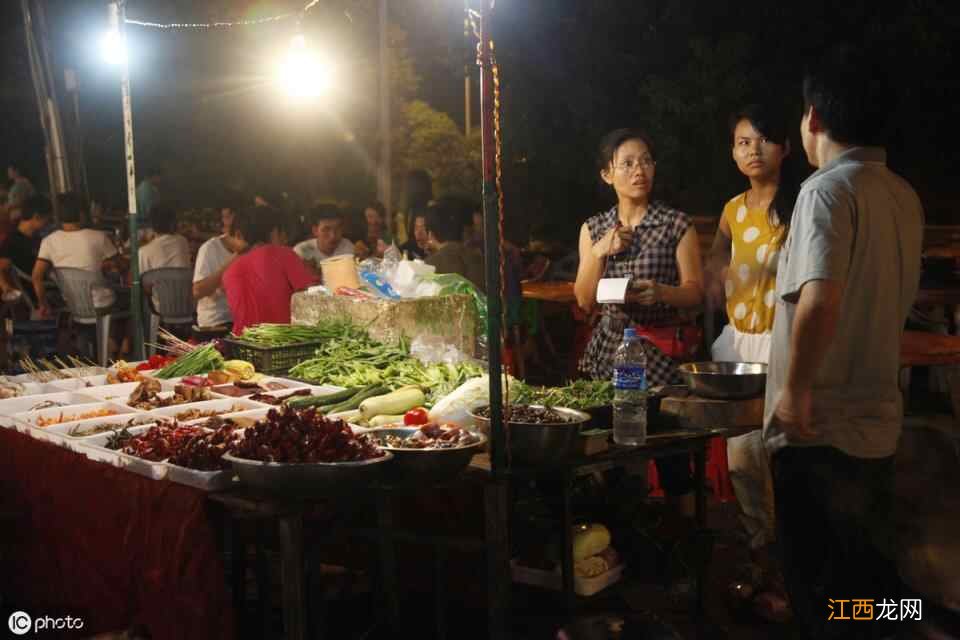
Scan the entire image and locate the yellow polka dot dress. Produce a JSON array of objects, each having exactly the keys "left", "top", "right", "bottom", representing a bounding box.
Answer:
[{"left": 722, "top": 192, "right": 783, "bottom": 334}]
